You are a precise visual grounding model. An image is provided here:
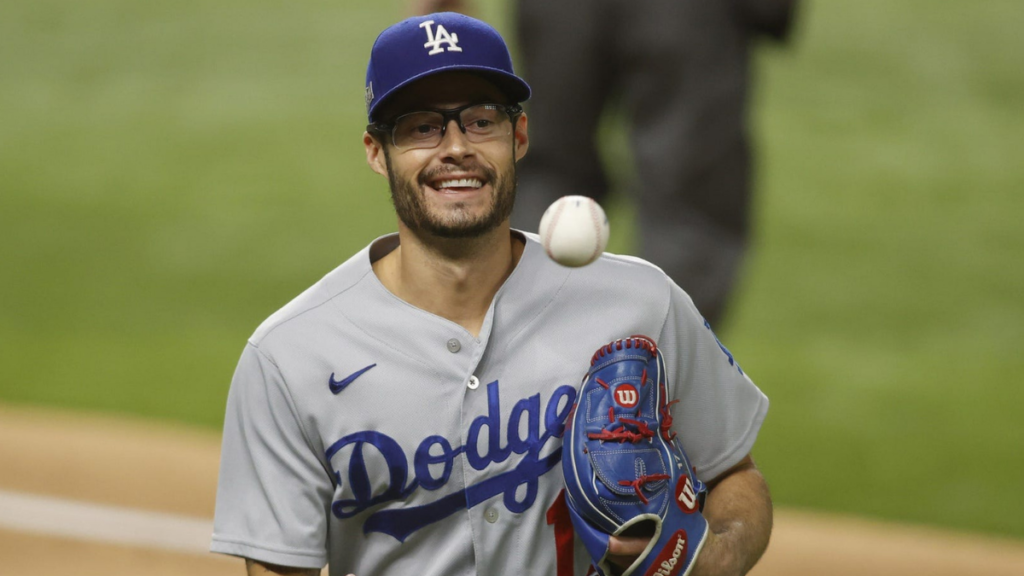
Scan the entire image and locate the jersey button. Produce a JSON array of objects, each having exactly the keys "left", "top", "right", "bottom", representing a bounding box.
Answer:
[
  {"left": 484, "top": 508, "right": 499, "bottom": 523},
  {"left": 467, "top": 375, "right": 480, "bottom": 390},
  {"left": 446, "top": 338, "right": 461, "bottom": 353}
]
